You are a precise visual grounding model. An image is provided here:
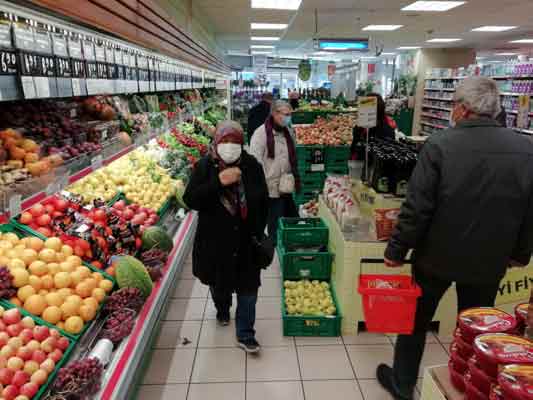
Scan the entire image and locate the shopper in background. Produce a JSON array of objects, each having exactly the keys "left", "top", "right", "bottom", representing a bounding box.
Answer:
[
  {"left": 183, "top": 121, "right": 269, "bottom": 353},
  {"left": 250, "top": 100, "right": 299, "bottom": 243},
  {"left": 247, "top": 92, "right": 273, "bottom": 142},
  {"left": 377, "top": 76, "right": 533, "bottom": 400},
  {"left": 351, "top": 93, "right": 395, "bottom": 158},
  {"left": 288, "top": 89, "right": 300, "bottom": 110}
]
